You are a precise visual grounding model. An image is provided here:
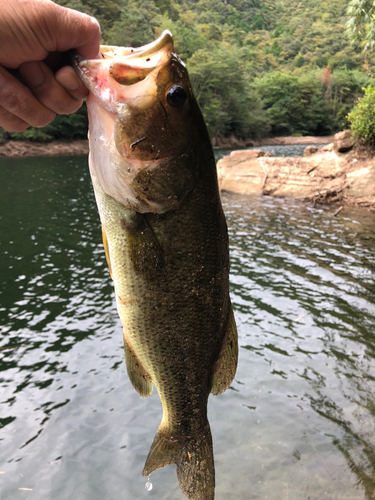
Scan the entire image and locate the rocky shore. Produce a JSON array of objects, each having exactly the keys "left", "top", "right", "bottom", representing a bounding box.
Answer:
[
  {"left": 0, "top": 135, "right": 333, "bottom": 158},
  {"left": 211, "top": 135, "right": 334, "bottom": 149},
  {"left": 217, "top": 131, "right": 375, "bottom": 211},
  {"left": 0, "top": 133, "right": 373, "bottom": 210},
  {"left": 0, "top": 139, "right": 89, "bottom": 157}
]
